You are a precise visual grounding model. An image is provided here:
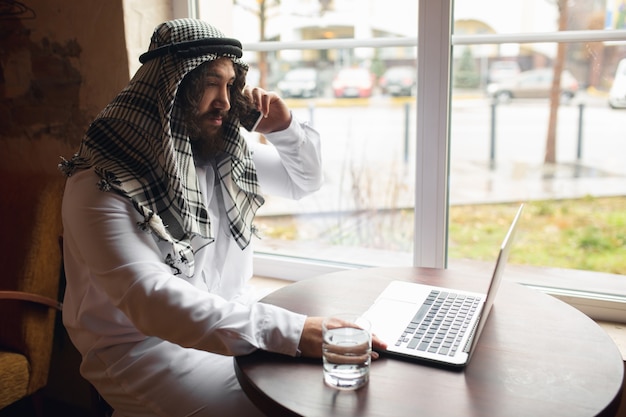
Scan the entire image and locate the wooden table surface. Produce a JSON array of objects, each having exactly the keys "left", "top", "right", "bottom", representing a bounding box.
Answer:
[{"left": 235, "top": 267, "right": 624, "bottom": 417}]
